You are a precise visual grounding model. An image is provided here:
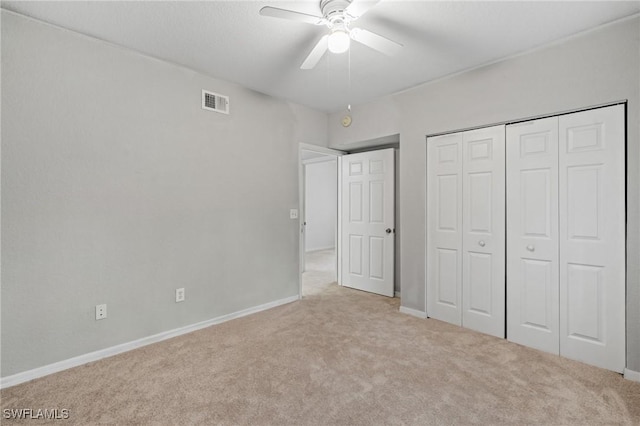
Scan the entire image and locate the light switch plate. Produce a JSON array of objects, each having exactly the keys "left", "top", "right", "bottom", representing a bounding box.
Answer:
[{"left": 175, "top": 288, "right": 185, "bottom": 303}]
